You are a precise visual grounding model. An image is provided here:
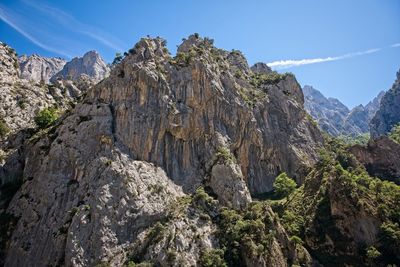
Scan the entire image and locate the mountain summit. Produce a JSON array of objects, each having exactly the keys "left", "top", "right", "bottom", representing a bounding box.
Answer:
[{"left": 51, "top": 50, "right": 110, "bottom": 83}]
